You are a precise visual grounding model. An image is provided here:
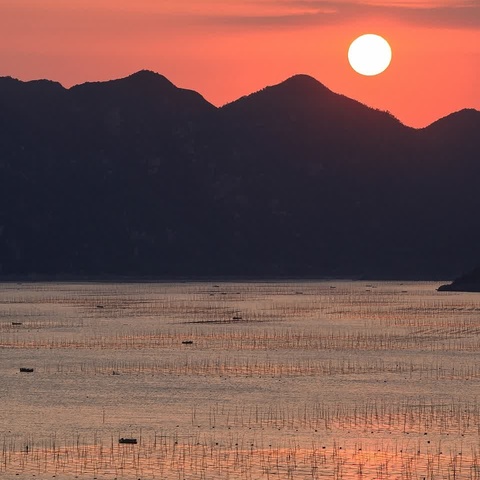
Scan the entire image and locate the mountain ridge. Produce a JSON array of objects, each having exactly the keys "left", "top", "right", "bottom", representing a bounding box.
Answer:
[
  {"left": 2, "top": 71, "right": 477, "bottom": 128},
  {"left": 0, "top": 70, "right": 479, "bottom": 278}
]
